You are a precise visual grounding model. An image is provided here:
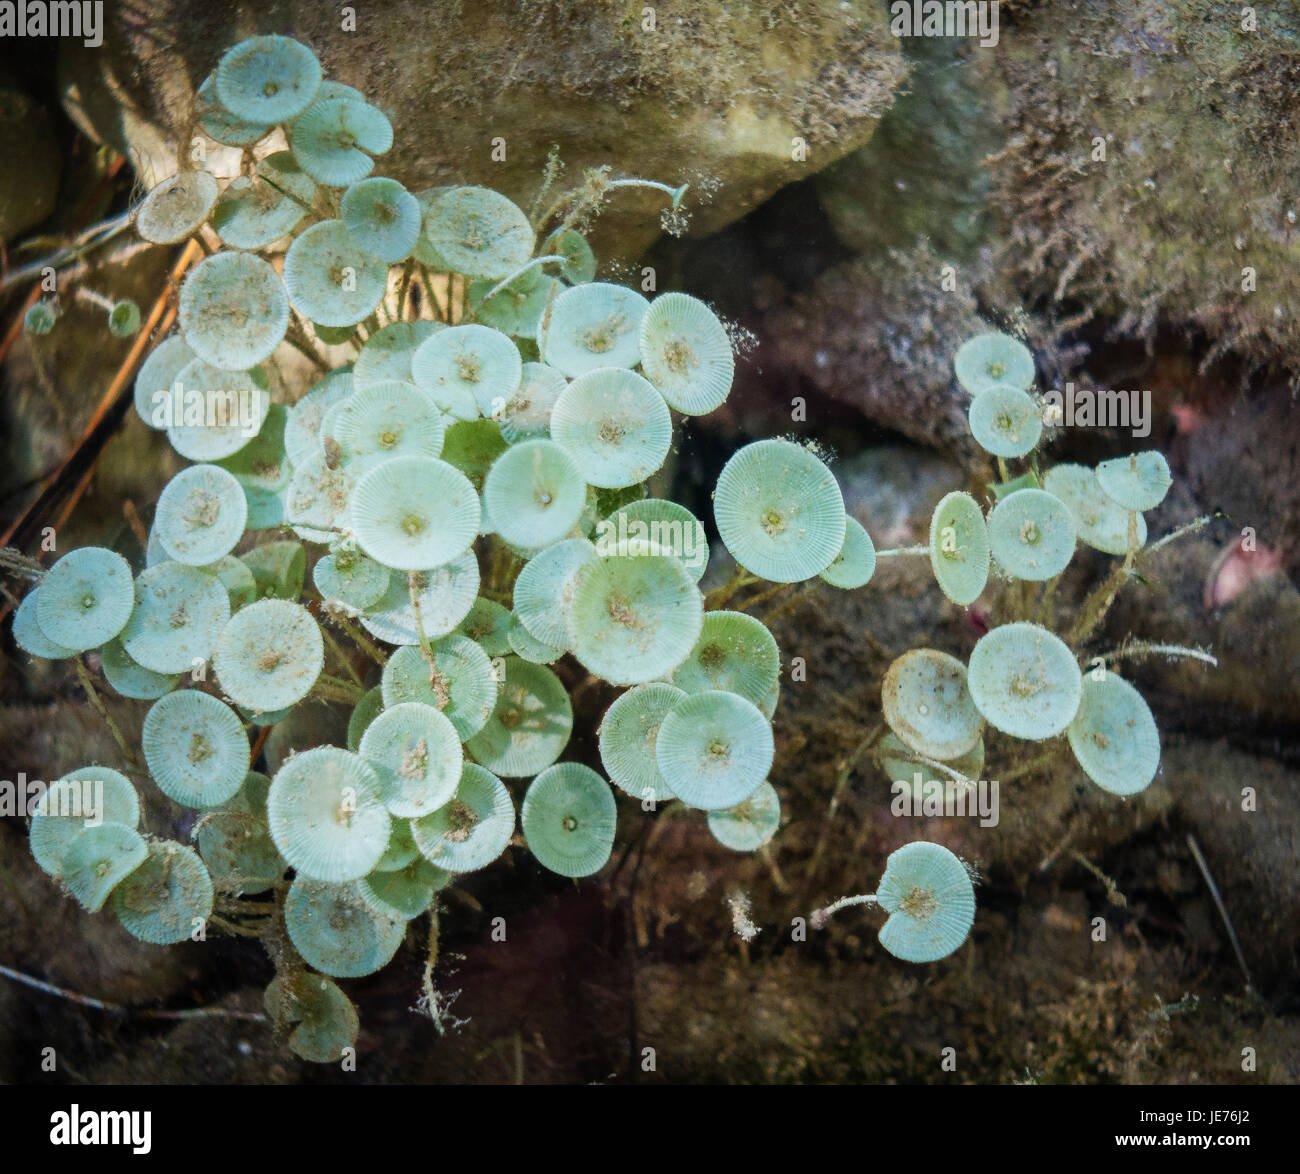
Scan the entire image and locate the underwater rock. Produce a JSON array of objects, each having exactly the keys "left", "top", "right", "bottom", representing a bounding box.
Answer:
[
  {"left": 836, "top": 445, "right": 964, "bottom": 546},
  {"left": 815, "top": 35, "right": 1006, "bottom": 266},
  {"left": 981, "top": 0, "right": 1300, "bottom": 372},
  {"left": 0, "top": 88, "right": 61, "bottom": 242},
  {"left": 65, "top": 0, "right": 906, "bottom": 257},
  {"left": 1162, "top": 740, "right": 1300, "bottom": 991},
  {"left": 763, "top": 240, "right": 996, "bottom": 462}
]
